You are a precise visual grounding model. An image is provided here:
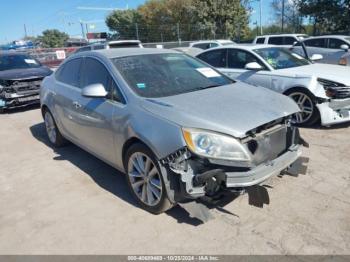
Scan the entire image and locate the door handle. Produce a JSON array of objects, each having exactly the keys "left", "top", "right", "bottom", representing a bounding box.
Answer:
[{"left": 73, "top": 101, "right": 82, "bottom": 109}]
